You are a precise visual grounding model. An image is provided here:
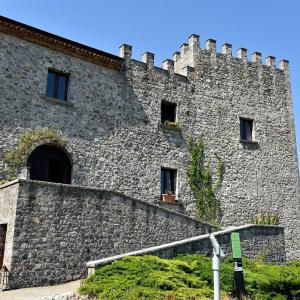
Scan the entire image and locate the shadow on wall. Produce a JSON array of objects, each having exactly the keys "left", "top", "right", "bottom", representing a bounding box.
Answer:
[{"left": 85, "top": 73, "right": 150, "bottom": 140}]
